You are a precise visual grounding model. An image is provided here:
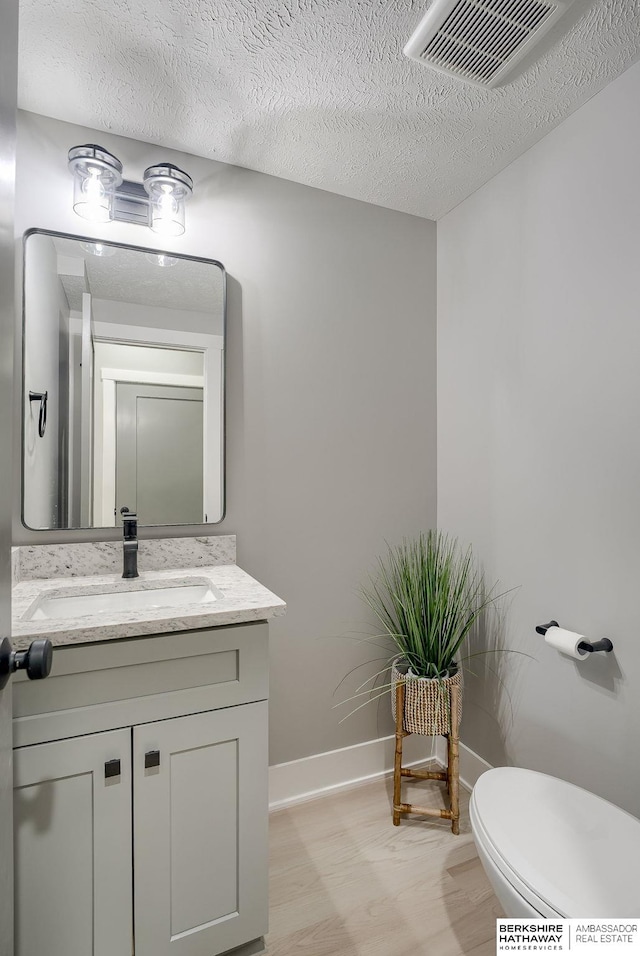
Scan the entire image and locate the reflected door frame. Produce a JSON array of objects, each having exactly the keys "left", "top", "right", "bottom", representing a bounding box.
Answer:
[{"left": 91, "top": 321, "right": 223, "bottom": 527}]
